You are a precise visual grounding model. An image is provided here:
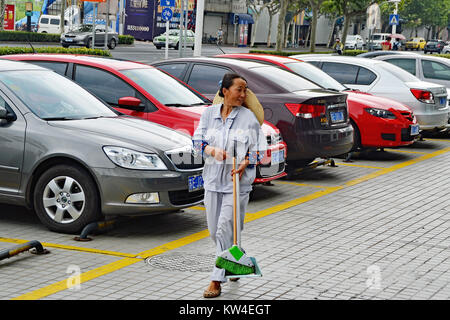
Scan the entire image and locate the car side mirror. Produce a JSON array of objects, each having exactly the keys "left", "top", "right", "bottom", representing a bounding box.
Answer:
[
  {"left": 0, "top": 106, "right": 15, "bottom": 122},
  {"left": 118, "top": 97, "right": 145, "bottom": 111}
]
